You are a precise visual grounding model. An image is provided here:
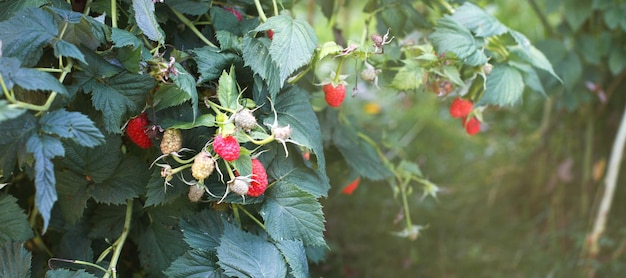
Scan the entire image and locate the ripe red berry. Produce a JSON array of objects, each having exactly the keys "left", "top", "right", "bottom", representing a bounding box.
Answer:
[
  {"left": 323, "top": 83, "right": 346, "bottom": 107},
  {"left": 224, "top": 7, "right": 242, "bottom": 21},
  {"left": 342, "top": 177, "right": 361, "bottom": 195},
  {"left": 213, "top": 134, "right": 240, "bottom": 162},
  {"left": 267, "top": 30, "right": 274, "bottom": 40},
  {"left": 126, "top": 113, "right": 152, "bottom": 149},
  {"left": 449, "top": 98, "right": 473, "bottom": 118},
  {"left": 462, "top": 116, "right": 481, "bottom": 135},
  {"left": 248, "top": 159, "right": 268, "bottom": 197}
]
